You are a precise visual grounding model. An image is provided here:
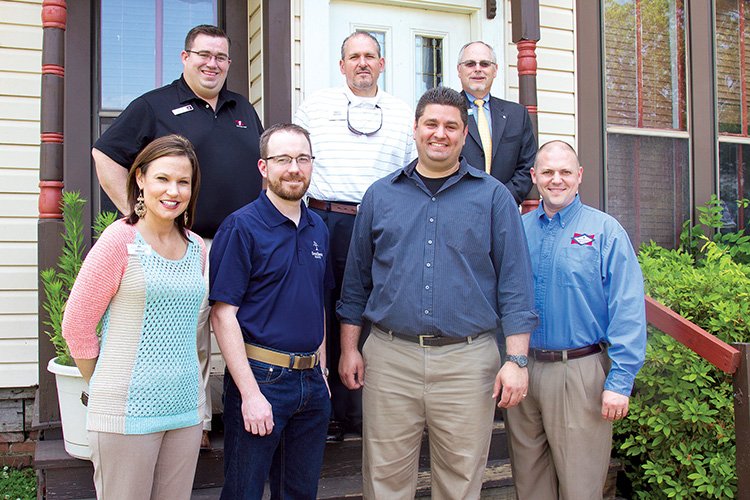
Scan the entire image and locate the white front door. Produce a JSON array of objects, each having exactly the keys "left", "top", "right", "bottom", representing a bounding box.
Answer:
[{"left": 329, "top": 1, "right": 472, "bottom": 106}]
